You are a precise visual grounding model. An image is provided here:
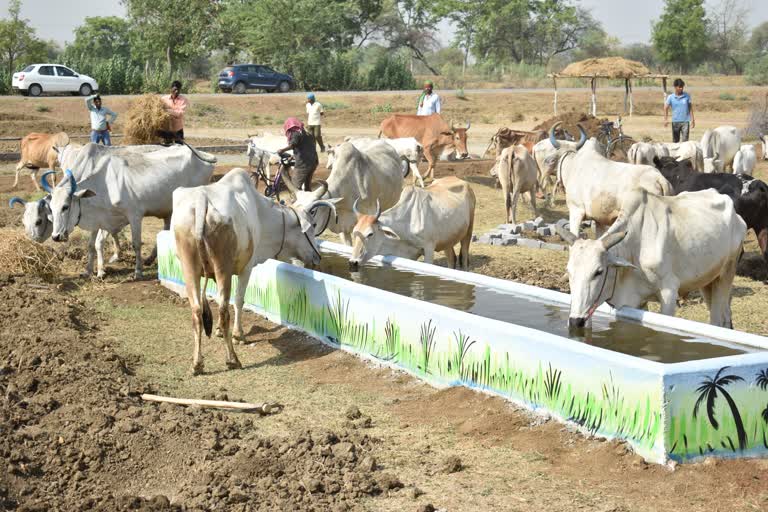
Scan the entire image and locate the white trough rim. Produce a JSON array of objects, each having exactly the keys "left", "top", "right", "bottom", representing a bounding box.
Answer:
[{"left": 317, "top": 240, "right": 768, "bottom": 373}]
